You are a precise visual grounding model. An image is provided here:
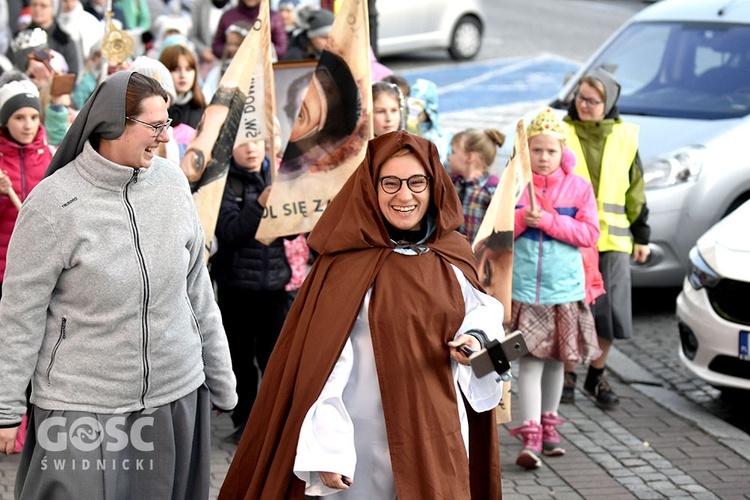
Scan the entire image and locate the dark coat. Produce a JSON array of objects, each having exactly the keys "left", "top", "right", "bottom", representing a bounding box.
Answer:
[
  {"left": 168, "top": 101, "right": 204, "bottom": 130},
  {"left": 211, "top": 159, "right": 291, "bottom": 291}
]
